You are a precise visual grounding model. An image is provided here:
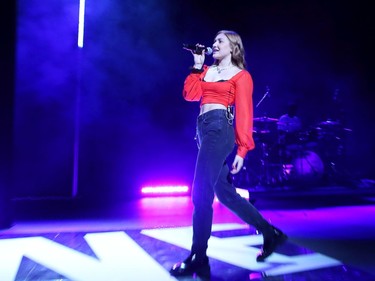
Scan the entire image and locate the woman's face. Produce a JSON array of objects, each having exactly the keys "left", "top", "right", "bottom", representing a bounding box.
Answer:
[{"left": 212, "top": 33, "right": 232, "bottom": 60}]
